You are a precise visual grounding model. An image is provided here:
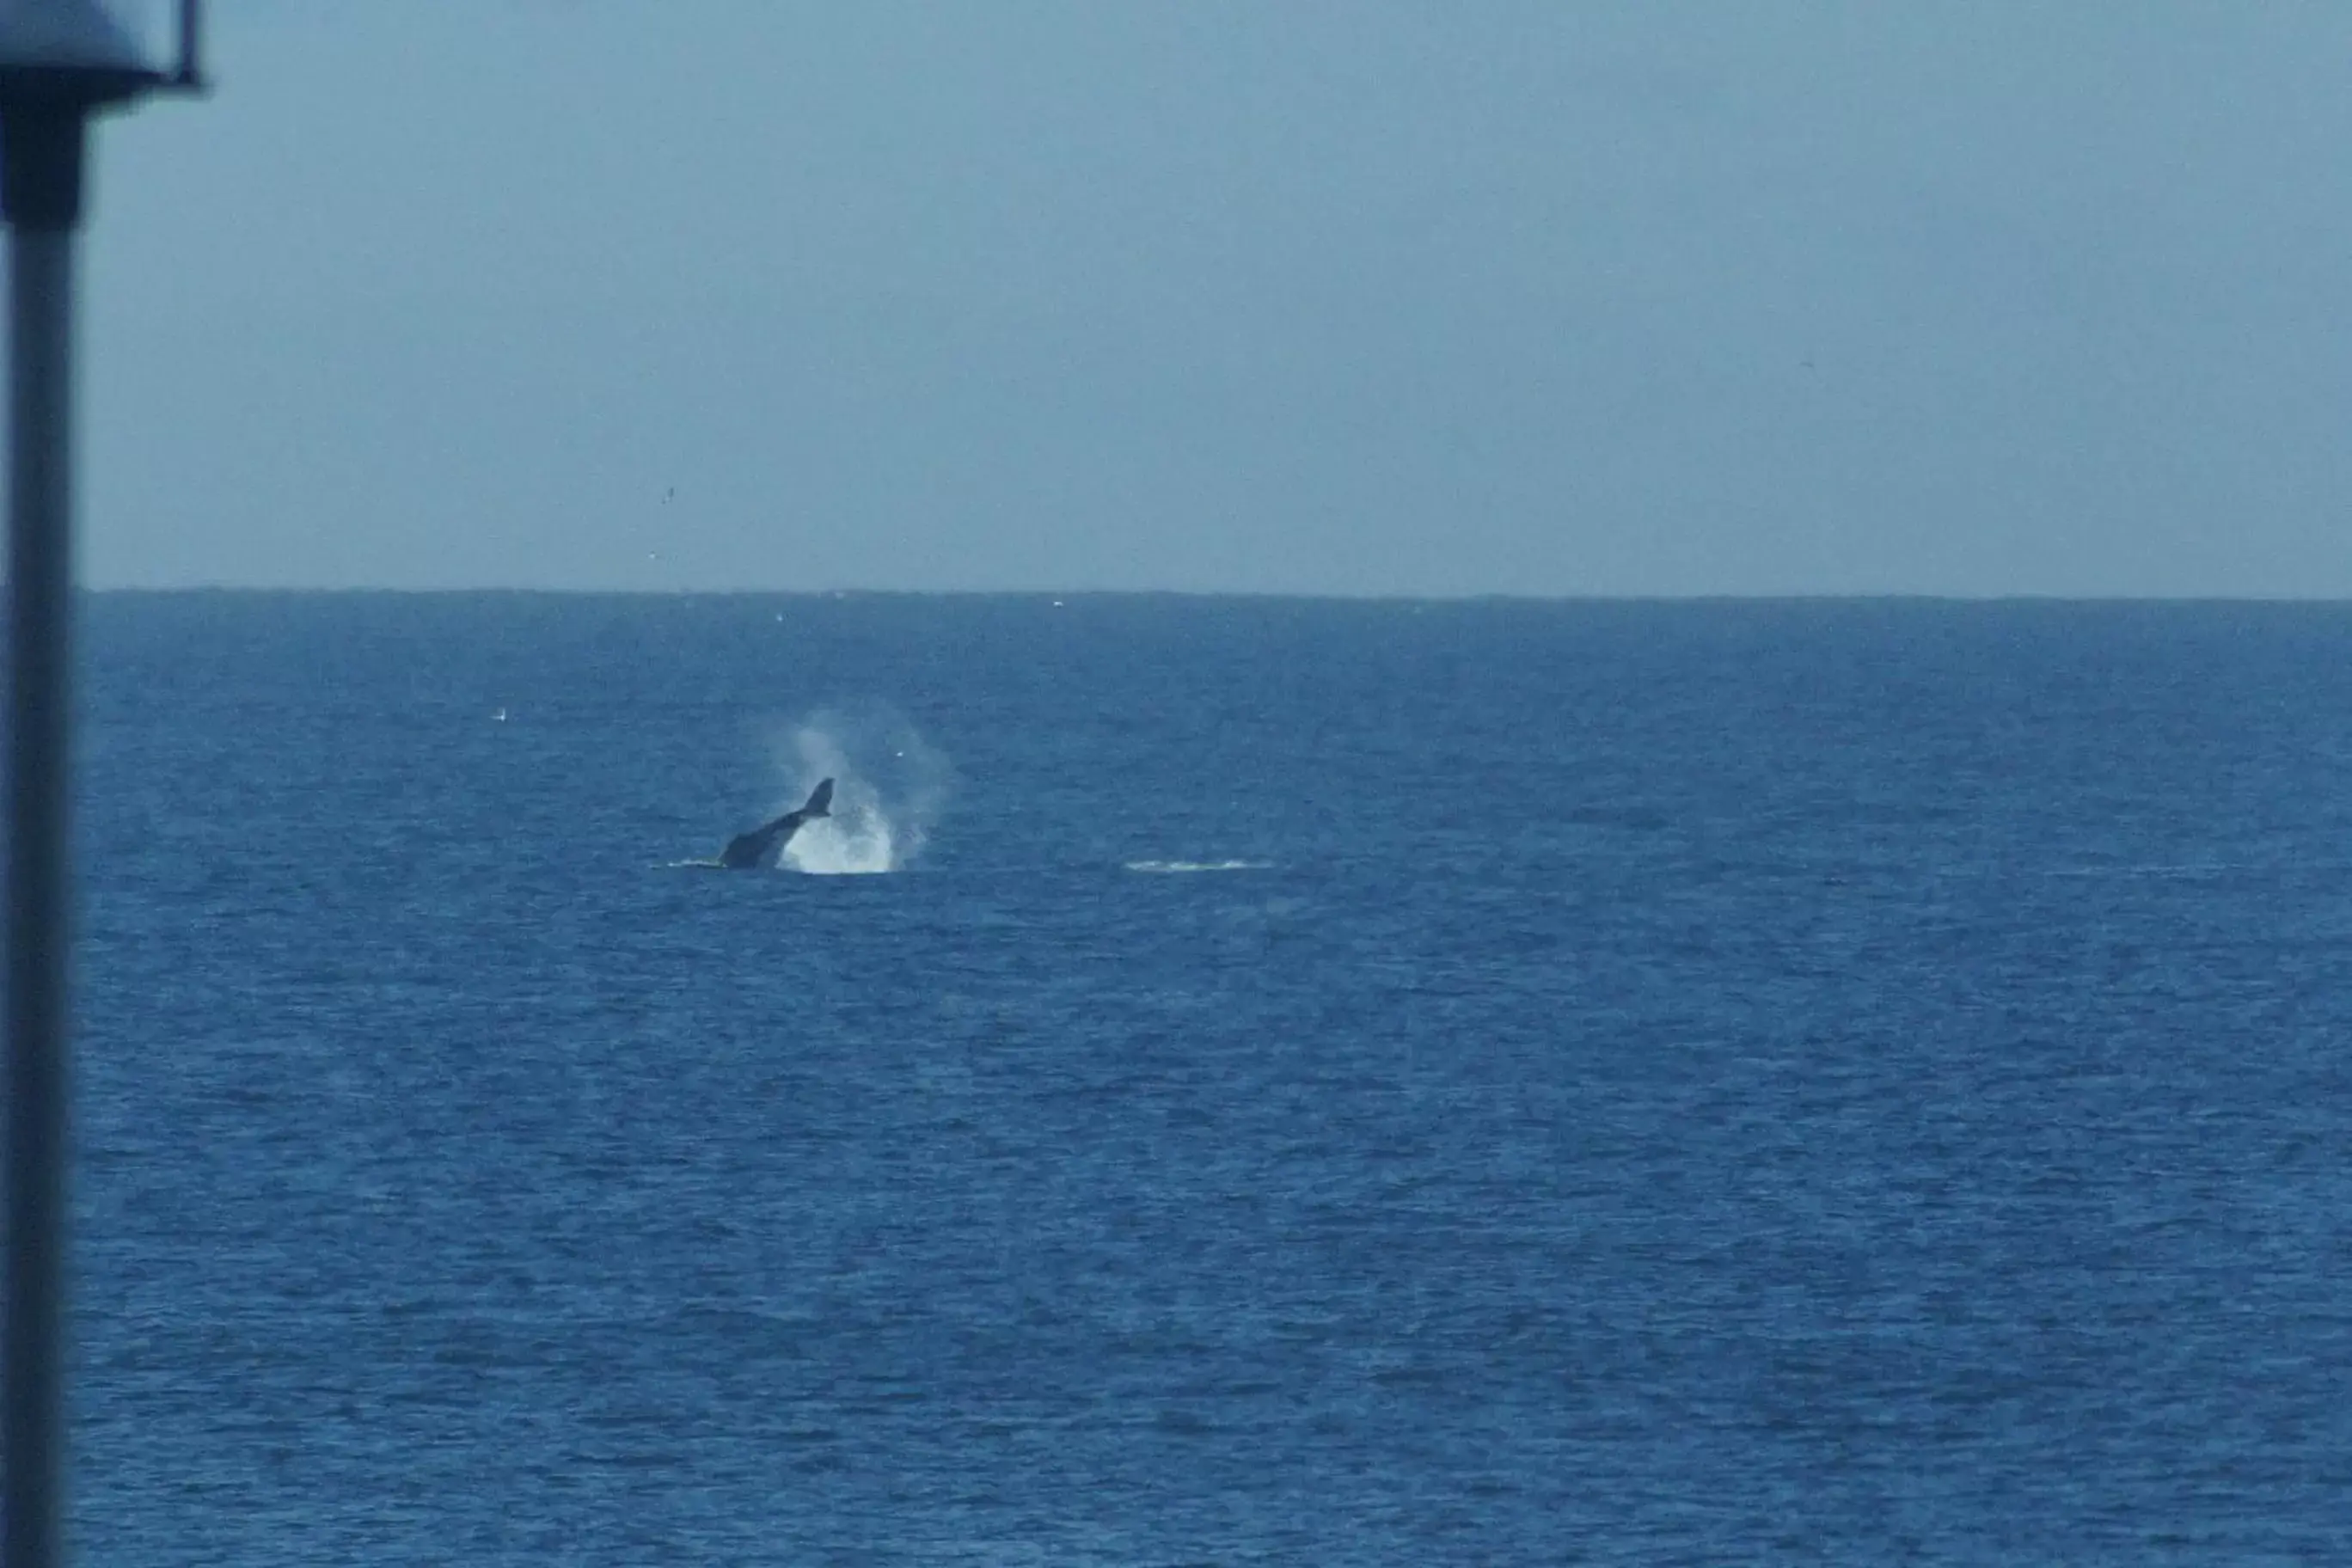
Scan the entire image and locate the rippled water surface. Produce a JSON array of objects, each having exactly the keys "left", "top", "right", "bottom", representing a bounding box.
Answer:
[{"left": 68, "top": 595, "right": 2352, "bottom": 1561}]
